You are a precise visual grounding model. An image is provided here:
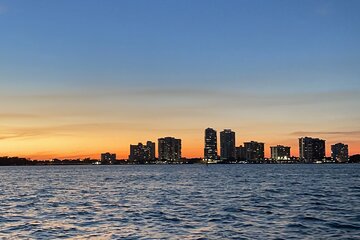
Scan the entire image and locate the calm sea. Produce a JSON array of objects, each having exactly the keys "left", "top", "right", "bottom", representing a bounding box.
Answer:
[{"left": 0, "top": 164, "right": 359, "bottom": 239}]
